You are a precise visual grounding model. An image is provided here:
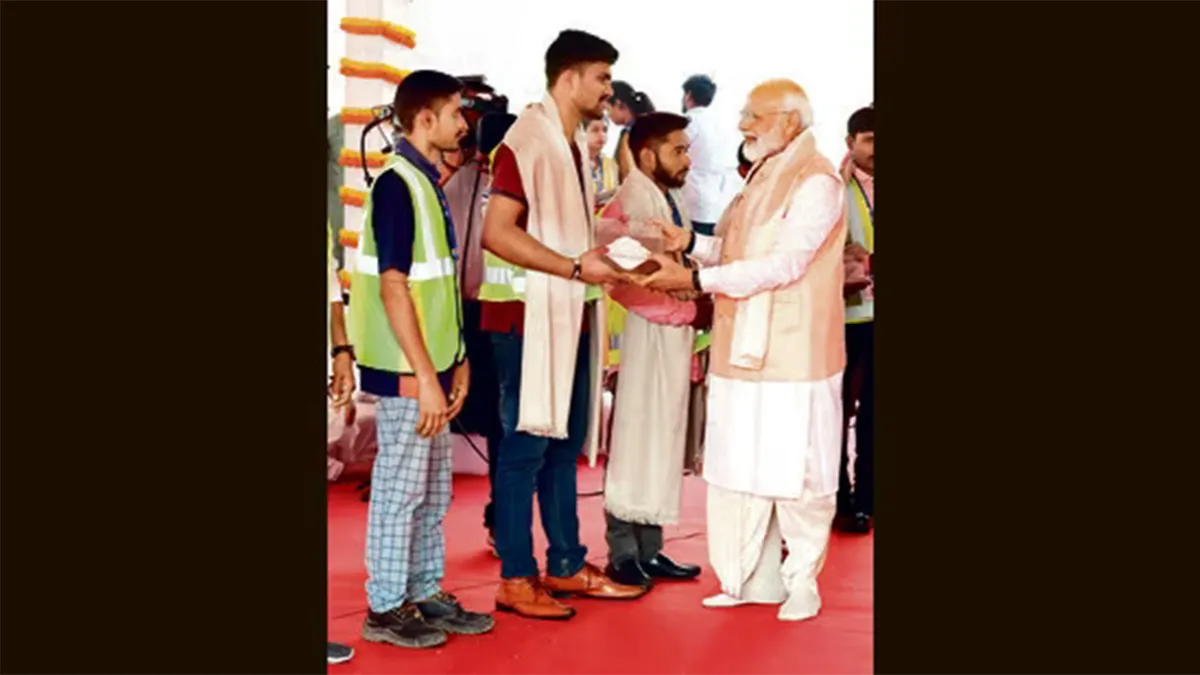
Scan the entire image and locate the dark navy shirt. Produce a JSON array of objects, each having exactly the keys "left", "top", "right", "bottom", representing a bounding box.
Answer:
[
  {"left": 360, "top": 138, "right": 461, "bottom": 398},
  {"left": 665, "top": 191, "right": 693, "bottom": 269}
]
